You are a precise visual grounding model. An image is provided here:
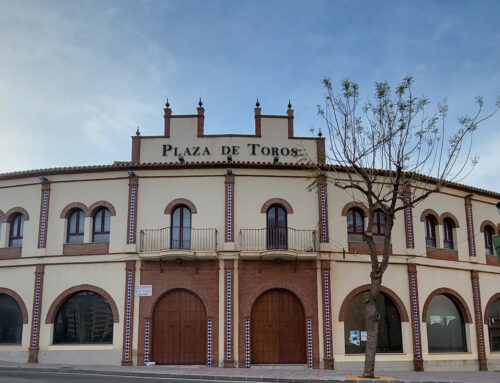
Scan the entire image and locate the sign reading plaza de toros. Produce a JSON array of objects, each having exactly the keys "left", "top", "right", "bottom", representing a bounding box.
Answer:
[{"left": 162, "top": 143, "right": 301, "bottom": 158}]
